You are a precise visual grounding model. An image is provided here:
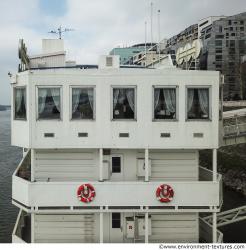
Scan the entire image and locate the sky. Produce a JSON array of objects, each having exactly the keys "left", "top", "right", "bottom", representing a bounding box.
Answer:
[{"left": 0, "top": 0, "right": 246, "bottom": 105}]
